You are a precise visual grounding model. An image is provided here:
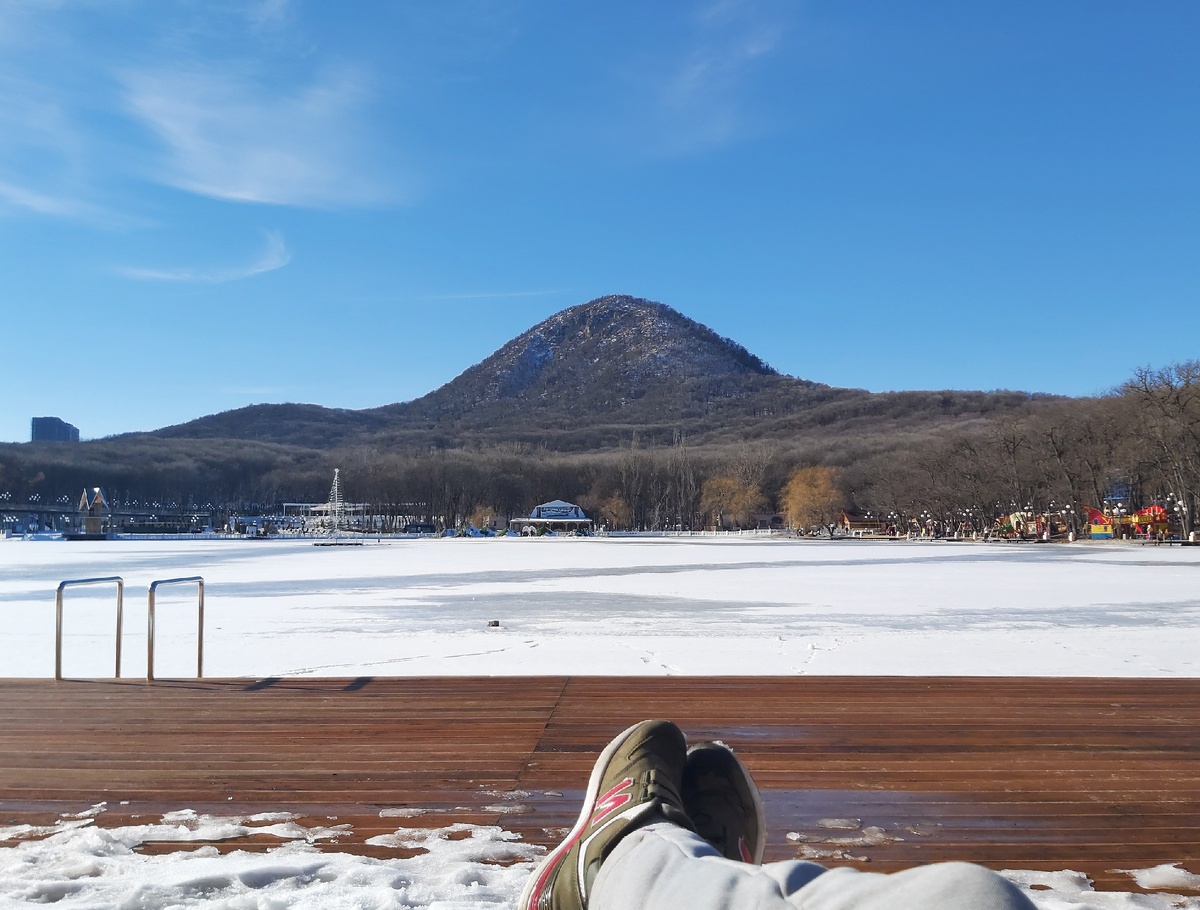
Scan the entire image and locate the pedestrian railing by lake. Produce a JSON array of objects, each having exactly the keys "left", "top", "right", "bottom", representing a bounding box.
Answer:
[
  {"left": 55, "top": 576, "right": 124, "bottom": 681},
  {"left": 147, "top": 576, "right": 205, "bottom": 681}
]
